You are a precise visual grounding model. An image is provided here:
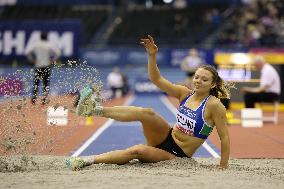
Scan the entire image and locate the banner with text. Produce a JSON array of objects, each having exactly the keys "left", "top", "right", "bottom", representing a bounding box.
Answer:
[{"left": 0, "top": 20, "right": 81, "bottom": 61}]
